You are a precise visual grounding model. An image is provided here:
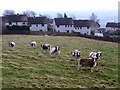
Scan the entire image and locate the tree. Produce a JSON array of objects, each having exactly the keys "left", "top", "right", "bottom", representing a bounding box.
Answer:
[
  {"left": 64, "top": 13, "right": 67, "bottom": 18},
  {"left": 39, "top": 14, "right": 44, "bottom": 17},
  {"left": 22, "top": 10, "right": 36, "bottom": 17},
  {"left": 70, "top": 14, "right": 76, "bottom": 20},
  {"left": 3, "top": 9, "right": 15, "bottom": 16},
  {"left": 43, "top": 14, "right": 52, "bottom": 19},
  {"left": 57, "top": 13, "right": 63, "bottom": 18},
  {"left": 89, "top": 13, "right": 99, "bottom": 23}
]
